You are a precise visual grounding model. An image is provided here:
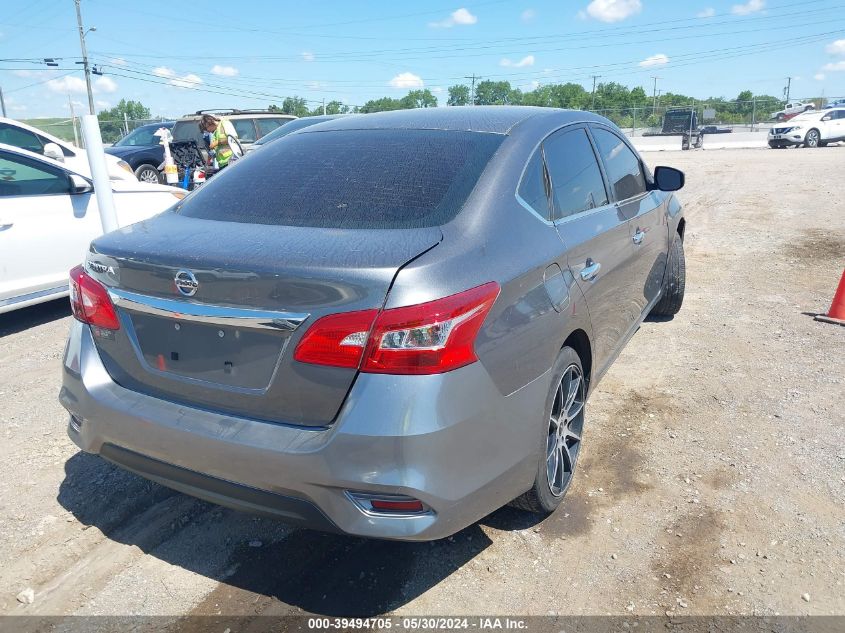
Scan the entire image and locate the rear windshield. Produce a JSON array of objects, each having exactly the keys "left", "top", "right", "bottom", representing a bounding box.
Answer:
[{"left": 177, "top": 128, "right": 504, "bottom": 229}]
